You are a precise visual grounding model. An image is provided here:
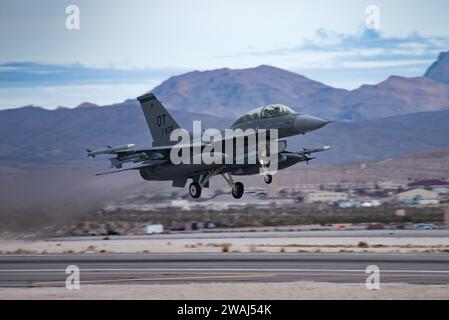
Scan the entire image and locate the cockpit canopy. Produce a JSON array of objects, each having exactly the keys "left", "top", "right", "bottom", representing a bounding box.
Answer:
[{"left": 233, "top": 104, "right": 295, "bottom": 126}]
